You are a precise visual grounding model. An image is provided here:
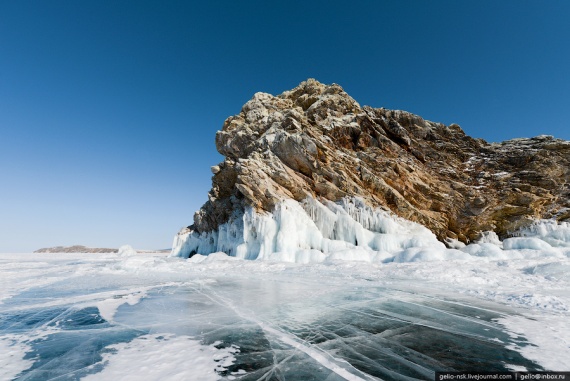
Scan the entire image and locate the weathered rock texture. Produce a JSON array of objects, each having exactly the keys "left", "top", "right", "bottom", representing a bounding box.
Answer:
[{"left": 191, "top": 79, "right": 570, "bottom": 244}]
